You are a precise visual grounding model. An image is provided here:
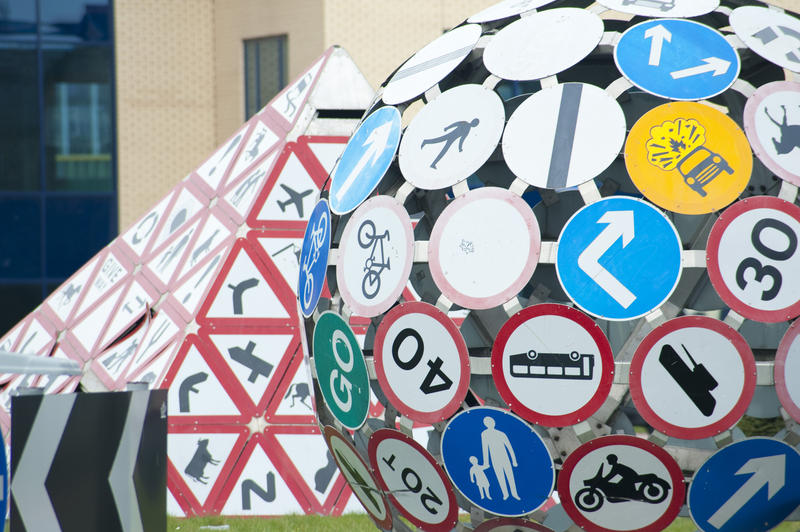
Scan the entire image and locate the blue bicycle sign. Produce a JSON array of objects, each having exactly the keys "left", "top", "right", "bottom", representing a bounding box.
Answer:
[{"left": 298, "top": 199, "right": 331, "bottom": 316}]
